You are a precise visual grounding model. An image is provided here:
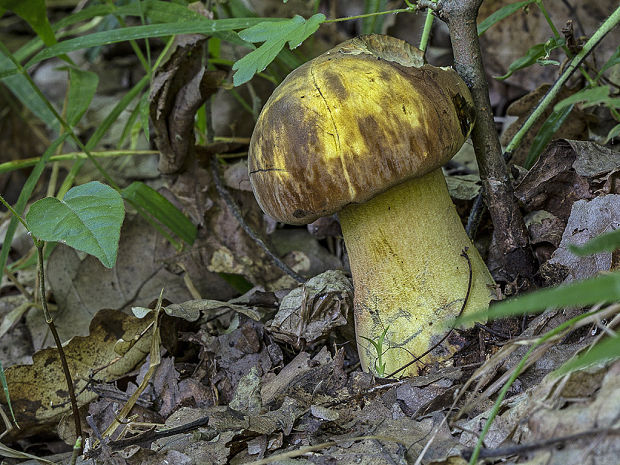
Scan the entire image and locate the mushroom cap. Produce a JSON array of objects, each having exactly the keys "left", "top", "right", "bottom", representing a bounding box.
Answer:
[{"left": 248, "top": 34, "right": 475, "bottom": 225}]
